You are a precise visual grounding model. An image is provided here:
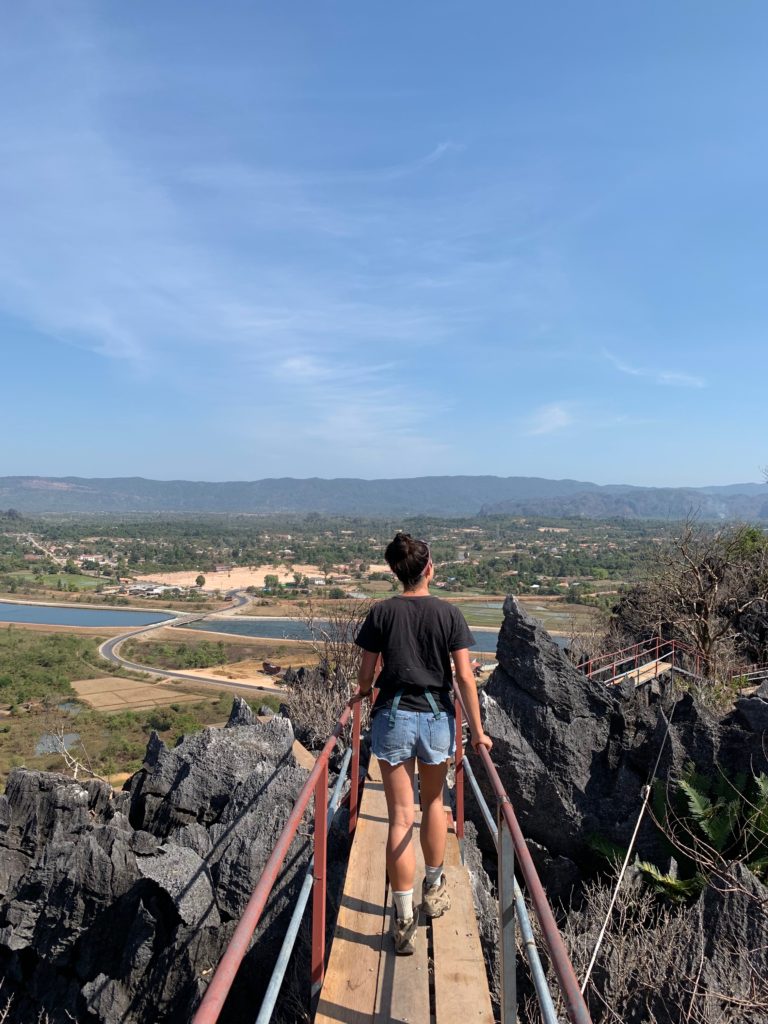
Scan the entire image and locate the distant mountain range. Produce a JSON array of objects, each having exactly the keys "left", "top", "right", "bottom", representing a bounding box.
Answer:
[{"left": 1, "top": 475, "right": 767, "bottom": 520}]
